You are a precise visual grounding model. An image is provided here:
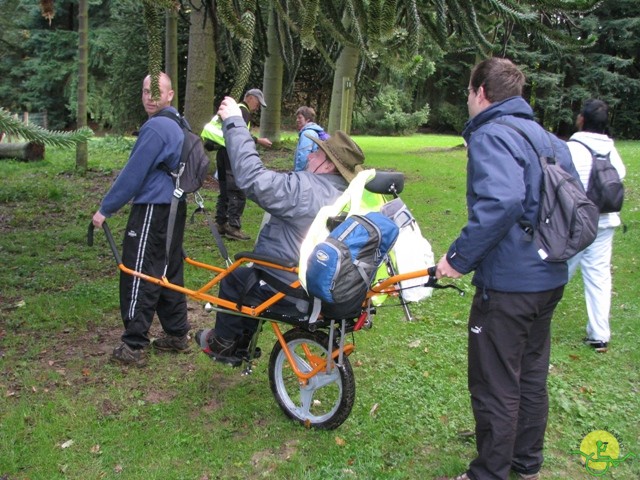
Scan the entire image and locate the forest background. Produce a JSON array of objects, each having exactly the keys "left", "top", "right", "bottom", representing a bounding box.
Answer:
[
  {"left": 0, "top": 0, "right": 639, "bottom": 150},
  {"left": 1, "top": 1, "right": 639, "bottom": 478}
]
